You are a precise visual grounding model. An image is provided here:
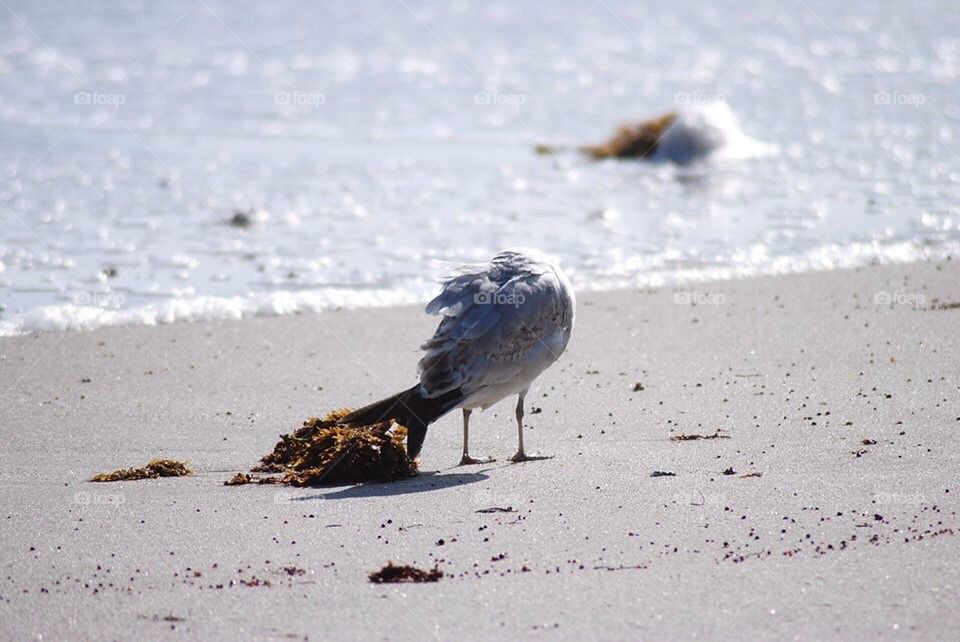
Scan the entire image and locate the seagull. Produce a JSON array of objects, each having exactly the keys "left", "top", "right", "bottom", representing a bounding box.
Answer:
[{"left": 340, "top": 248, "right": 576, "bottom": 464}]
